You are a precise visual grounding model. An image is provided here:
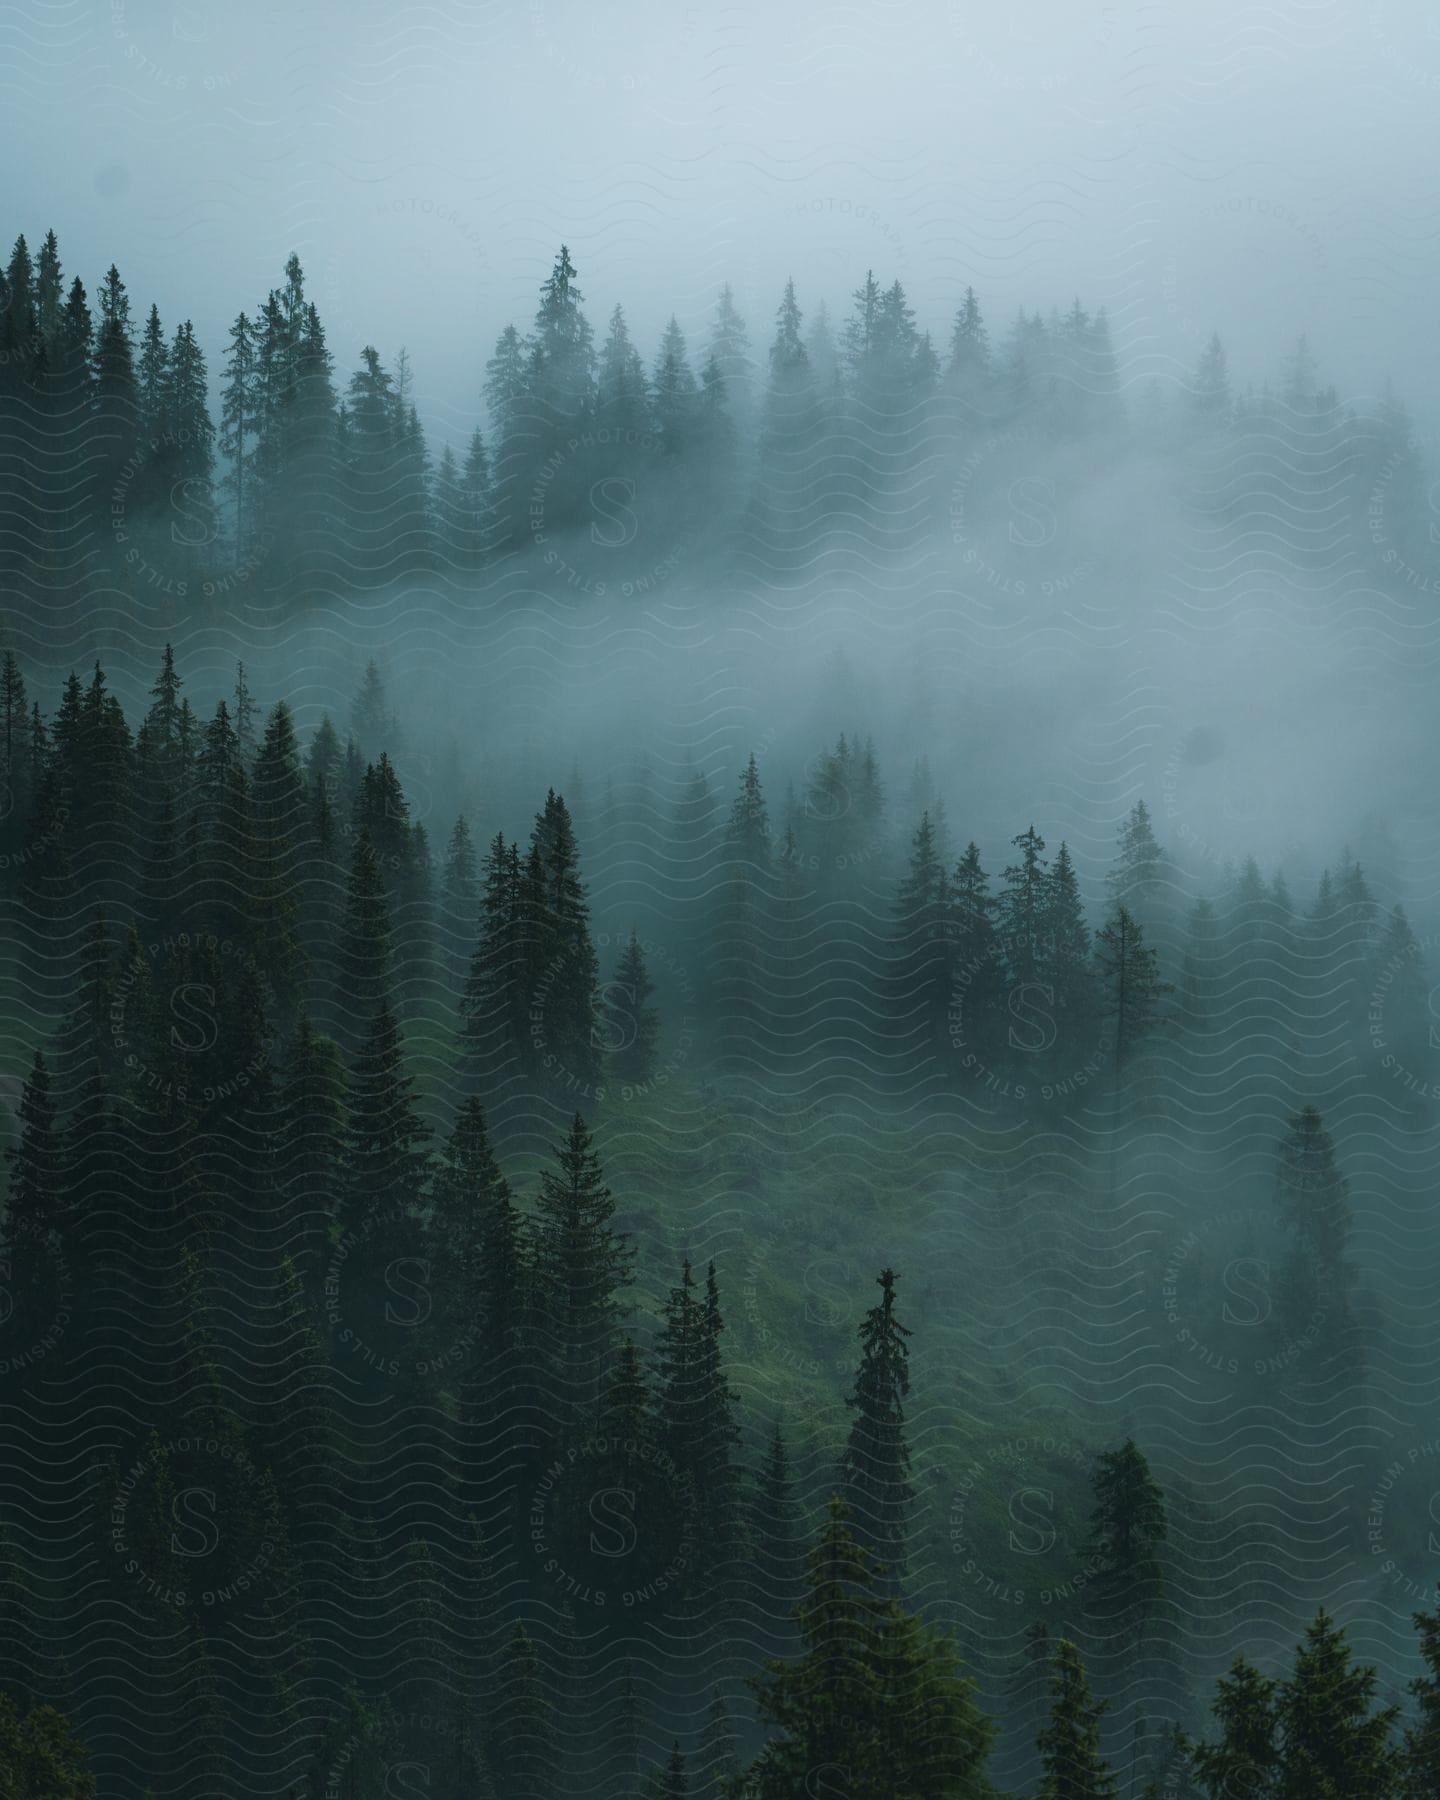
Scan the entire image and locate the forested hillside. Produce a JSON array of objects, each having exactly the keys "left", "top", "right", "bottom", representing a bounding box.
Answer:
[{"left": 3, "top": 227, "right": 1440, "bottom": 1797}]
